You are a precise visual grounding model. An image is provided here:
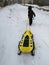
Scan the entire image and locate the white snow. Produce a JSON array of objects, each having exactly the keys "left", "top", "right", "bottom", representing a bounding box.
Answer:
[
  {"left": 41, "top": 6, "right": 49, "bottom": 10},
  {"left": 0, "top": 3, "right": 49, "bottom": 65}
]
